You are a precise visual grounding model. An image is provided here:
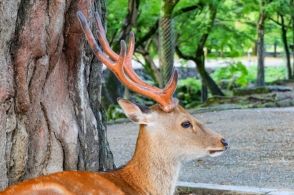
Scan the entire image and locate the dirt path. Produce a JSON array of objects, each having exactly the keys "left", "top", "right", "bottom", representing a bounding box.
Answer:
[{"left": 107, "top": 107, "right": 294, "bottom": 189}]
